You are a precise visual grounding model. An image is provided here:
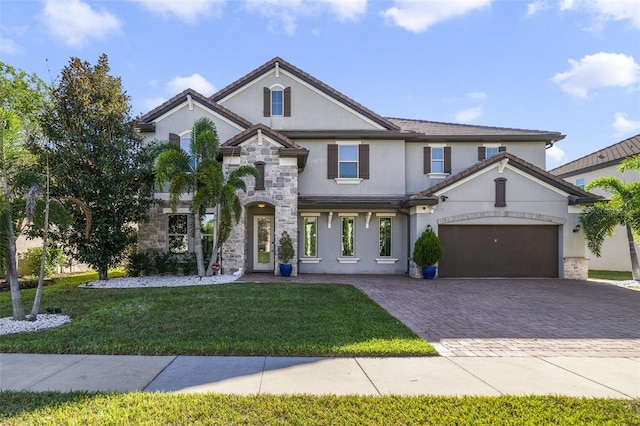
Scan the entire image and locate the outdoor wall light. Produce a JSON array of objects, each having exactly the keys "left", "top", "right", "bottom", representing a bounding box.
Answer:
[{"left": 258, "top": 203, "right": 265, "bottom": 208}]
